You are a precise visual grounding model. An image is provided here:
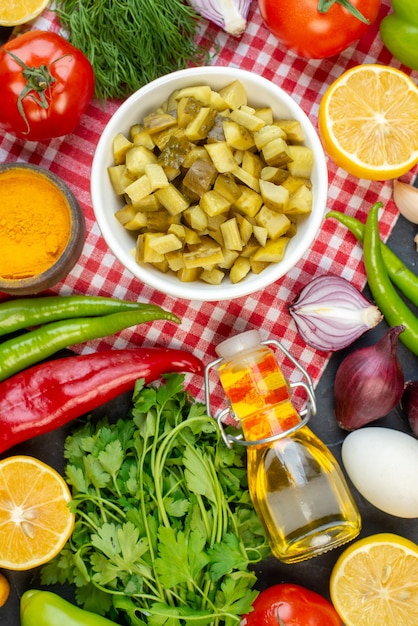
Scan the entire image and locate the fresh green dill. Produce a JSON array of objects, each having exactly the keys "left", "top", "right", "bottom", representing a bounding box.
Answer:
[
  {"left": 54, "top": 0, "right": 214, "bottom": 101},
  {"left": 41, "top": 374, "right": 270, "bottom": 625}
]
